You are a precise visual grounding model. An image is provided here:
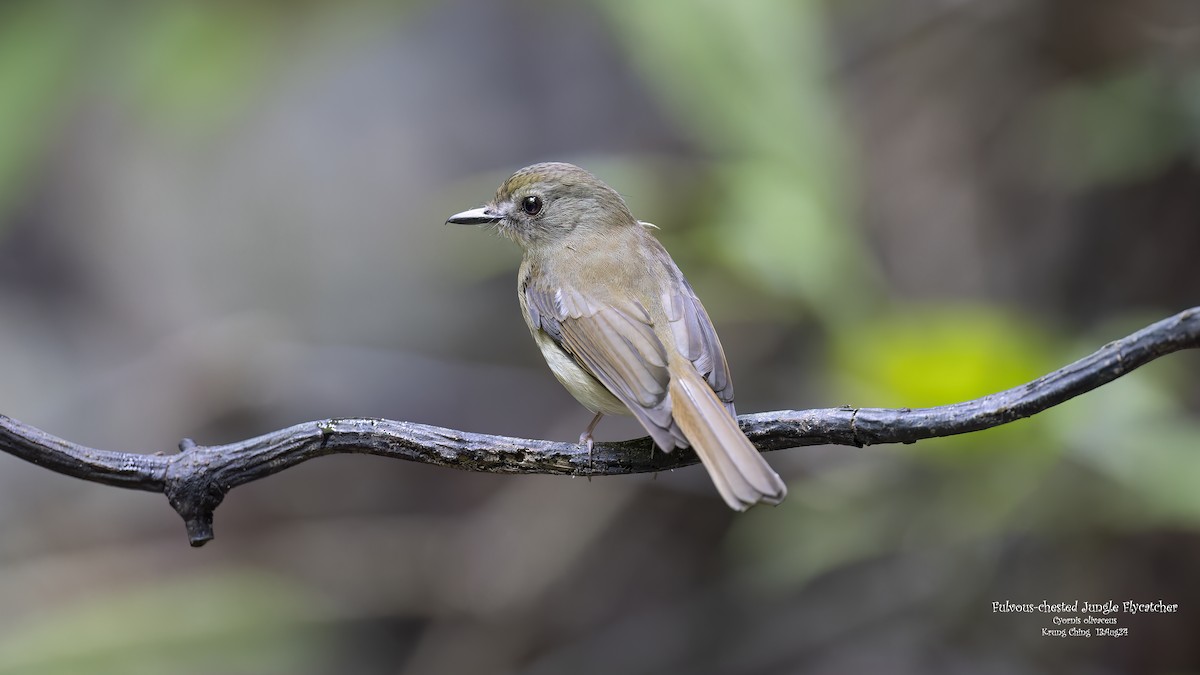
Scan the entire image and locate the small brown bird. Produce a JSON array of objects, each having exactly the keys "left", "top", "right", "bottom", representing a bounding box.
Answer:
[{"left": 448, "top": 162, "right": 786, "bottom": 510}]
